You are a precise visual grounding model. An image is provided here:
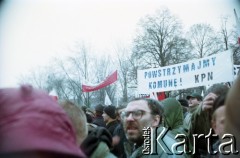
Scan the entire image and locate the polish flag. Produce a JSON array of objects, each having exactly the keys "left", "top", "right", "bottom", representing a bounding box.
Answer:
[
  {"left": 156, "top": 92, "right": 166, "bottom": 101},
  {"left": 49, "top": 89, "right": 58, "bottom": 101},
  {"left": 145, "top": 92, "right": 166, "bottom": 101},
  {"left": 82, "top": 70, "right": 118, "bottom": 92},
  {"left": 104, "top": 91, "right": 112, "bottom": 106},
  {"left": 149, "top": 92, "right": 157, "bottom": 100}
]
